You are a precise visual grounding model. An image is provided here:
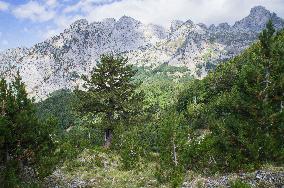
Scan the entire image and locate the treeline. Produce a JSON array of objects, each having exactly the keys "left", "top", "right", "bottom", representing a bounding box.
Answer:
[{"left": 0, "top": 21, "right": 283, "bottom": 187}]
